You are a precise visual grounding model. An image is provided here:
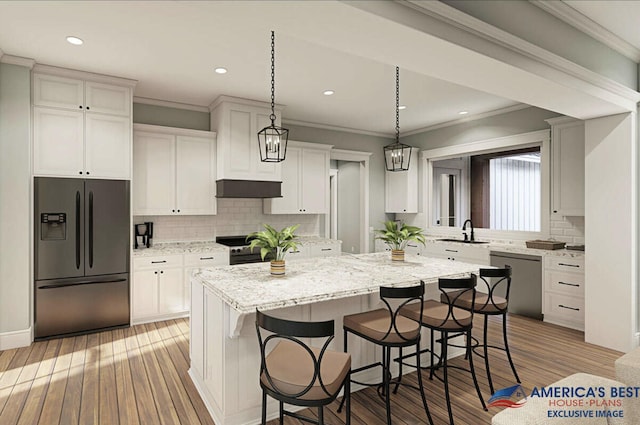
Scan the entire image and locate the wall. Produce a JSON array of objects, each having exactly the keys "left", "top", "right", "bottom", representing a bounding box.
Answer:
[
  {"left": 0, "top": 63, "right": 32, "bottom": 348},
  {"left": 135, "top": 199, "right": 319, "bottom": 242},
  {"left": 133, "top": 103, "right": 210, "bottom": 131},
  {"left": 336, "top": 161, "right": 361, "bottom": 253},
  {"left": 585, "top": 112, "right": 637, "bottom": 352},
  {"left": 442, "top": 0, "right": 638, "bottom": 90}
]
